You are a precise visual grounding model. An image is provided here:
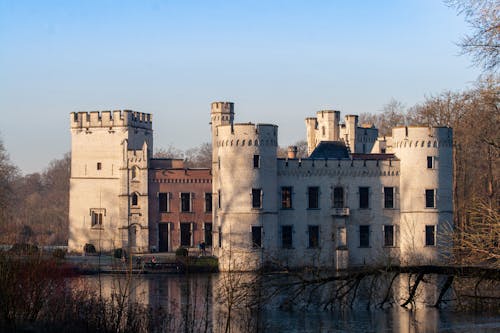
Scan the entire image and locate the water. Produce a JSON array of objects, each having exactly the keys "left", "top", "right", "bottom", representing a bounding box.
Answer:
[{"left": 72, "top": 273, "right": 500, "bottom": 333}]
